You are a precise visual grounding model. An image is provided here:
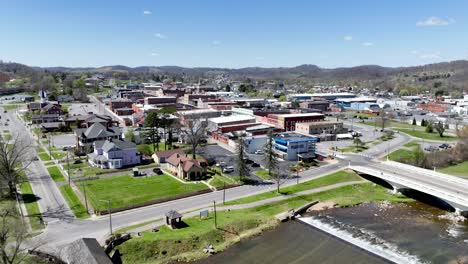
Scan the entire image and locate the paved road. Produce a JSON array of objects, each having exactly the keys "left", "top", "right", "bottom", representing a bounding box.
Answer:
[
  {"left": 0, "top": 106, "right": 73, "bottom": 224},
  {"left": 15, "top": 109, "right": 416, "bottom": 252}
]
